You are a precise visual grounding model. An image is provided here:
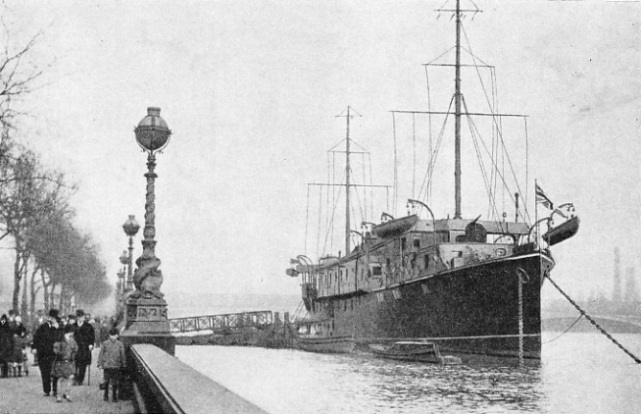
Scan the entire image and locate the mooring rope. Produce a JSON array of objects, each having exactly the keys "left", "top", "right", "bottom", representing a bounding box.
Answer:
[
  {"left": 543, "top": 314, "right": 583, "bottom": 344},
  {"left": 545, "top": 274, "right": 641, "bottom": 364}
]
